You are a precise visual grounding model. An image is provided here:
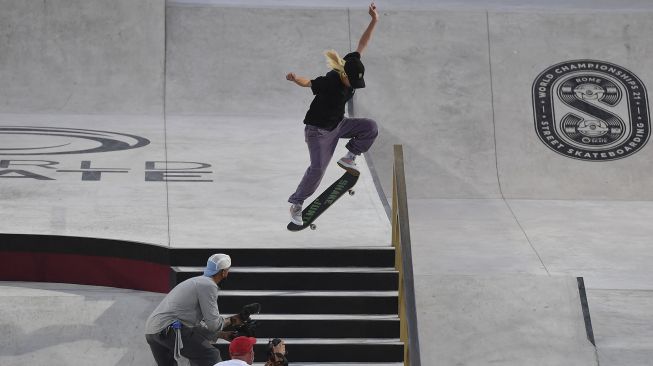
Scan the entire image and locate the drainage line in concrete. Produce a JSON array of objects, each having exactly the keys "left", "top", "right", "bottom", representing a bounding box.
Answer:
[{"left": 485, "top": 11, "right": 550, "bottom": 275}]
